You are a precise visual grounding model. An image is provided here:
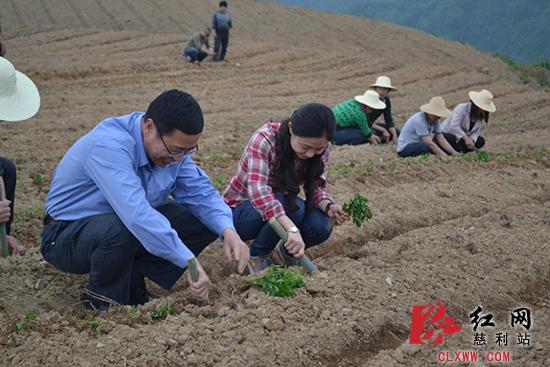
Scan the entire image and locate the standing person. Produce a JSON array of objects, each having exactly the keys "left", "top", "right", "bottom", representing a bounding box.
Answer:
[
  {"left": 441, "top": 89, "right": 496, "bottom": 153},
  {"left": 41, "top": 90, "right": 249, "bottom": 311},
  {"left": 368, "top": 76, "right": 399, "bottom": 144},
  {"left": 0, "top": 57, "right": 41, "bottom": 256},
  {"left": 223, "top": 103, "right": 349, "bottom": 272},
  {"left": 183, "top": 27, "right": 213, "bottom": 64},
  {"left": 212, "top": 1, "right": 232, "bottom": 62},
  {"left": 397, "top": 96, "right": 460, "bottom": 158},
  {"left": 332, "top": 90, "right": 386, "bottom": 145}
]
